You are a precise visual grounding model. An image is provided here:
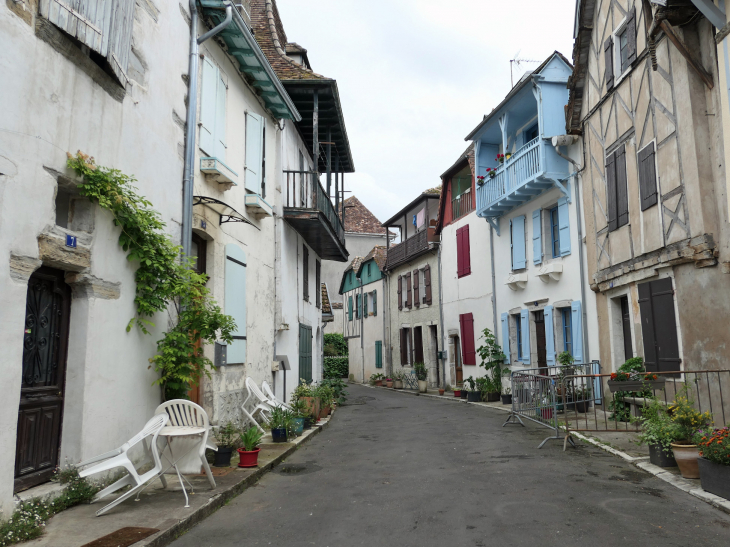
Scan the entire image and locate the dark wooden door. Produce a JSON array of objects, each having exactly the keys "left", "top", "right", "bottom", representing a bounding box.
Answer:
[
  {"left": 299, "top": 324, "right": 313, "bottom": 383},
  {"left": 413, "top": 327, "right": 424, "bottom": 363},
  {"left": 535, "top": 310, "right": 547, "bottom": 373},
  {"left": 454, "top": 337, "right": 463, "bottom": 385},
  {"left": 638, "top": 278, "right": 681, "bottom": 374},
  {"left": 620, "top": 296, "right": 633, "bottom": 362},
  {"left": 430, "top": 326, "right": 439, "bottom": 386},
  {"left": 15, "top": 267, "right": 71, "bottom": 492}
]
